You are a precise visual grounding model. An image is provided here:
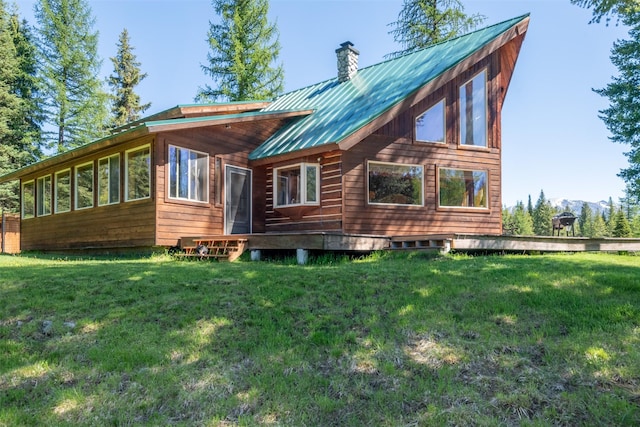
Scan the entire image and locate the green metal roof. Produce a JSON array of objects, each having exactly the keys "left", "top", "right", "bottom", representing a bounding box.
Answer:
[{"left": 249, "top": 14, "right": 529, "bottom": 161}]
